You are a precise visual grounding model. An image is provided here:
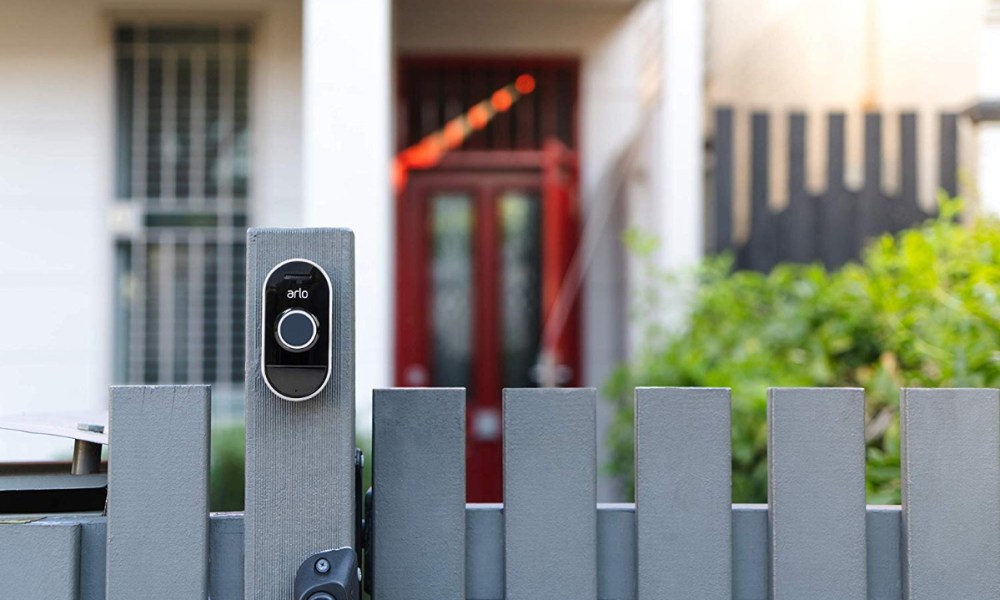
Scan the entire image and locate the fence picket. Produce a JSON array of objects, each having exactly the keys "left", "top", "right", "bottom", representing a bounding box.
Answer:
[
  {"left": 768, "top": 387, "right": 866, "bottom": 600},
  {"left": 467, "top": 504, "right": 504, "bottom": 600},
  {"left": 106, "top": 385, "right": 210, "bottom": 600},
  {"left": 78, "top": 517, "right": 107, "bottom": 599},
  {"left": 504, "top": 388, "right": 597, "bottom": 600},
  {"left": 373, "top": 388, "right": 466, "bottom": 600},
  {"left": 732, "top": 505, "right": 768, "bottom": 600},
  {"left": 210, "top": 514, "right": 245, "bottom": 600},
  {"left": 597, "top": 504, "right": 636, "bottom": 600},
  {"left": 0, "top": 523, "right": 79, "bottom": 598},
  {"left": 901, "top": 388, "right": 1000, "bottom": 598},
  {"left": 867, "top": 506, "right": 902, "bottom": 600},
  {"left": 635, "top": 387, "right": 731, "bottom": 599}
]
